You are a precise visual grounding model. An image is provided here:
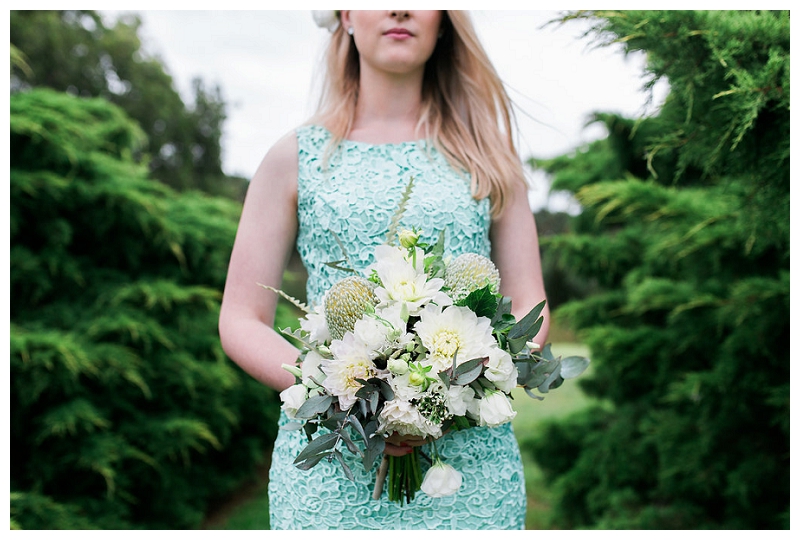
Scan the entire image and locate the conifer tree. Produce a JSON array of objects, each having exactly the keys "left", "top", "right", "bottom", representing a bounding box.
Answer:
[
  {"left": 10, "top": 89, "right": 287, "bottom": 529},
  {"left": 527, "top": 10, "right": 789, "bottom": 529}
]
